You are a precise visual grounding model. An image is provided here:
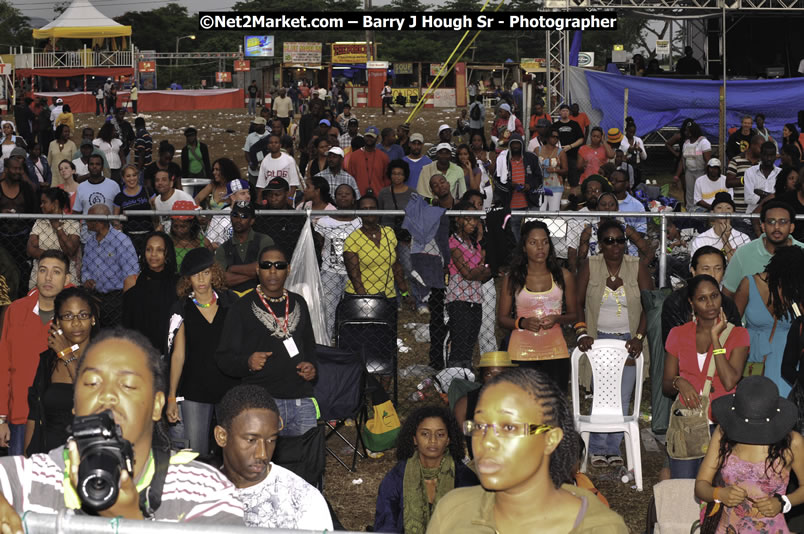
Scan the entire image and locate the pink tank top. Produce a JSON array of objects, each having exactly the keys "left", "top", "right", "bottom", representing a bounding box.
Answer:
[{"left": 507, "top": 280, "right": 570, "bottom": 361}]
